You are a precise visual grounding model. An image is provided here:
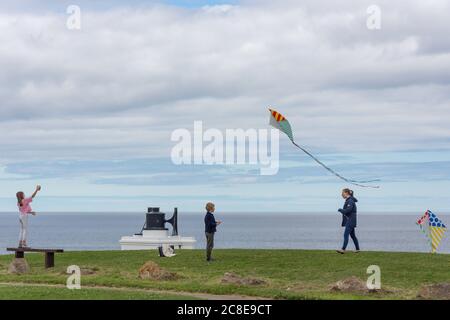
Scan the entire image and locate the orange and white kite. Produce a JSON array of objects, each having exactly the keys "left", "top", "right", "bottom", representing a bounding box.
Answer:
[{"left": 269, "top": 107, "right": 380, "bottom": 188}]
